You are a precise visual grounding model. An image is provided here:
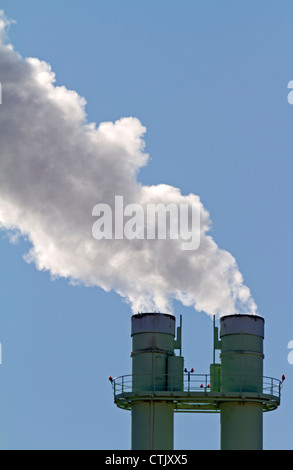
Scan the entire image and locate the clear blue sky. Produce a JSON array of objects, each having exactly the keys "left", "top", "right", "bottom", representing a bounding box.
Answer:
[{"left": 0, "top": 0, "right": 292, "bottom": 450}]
